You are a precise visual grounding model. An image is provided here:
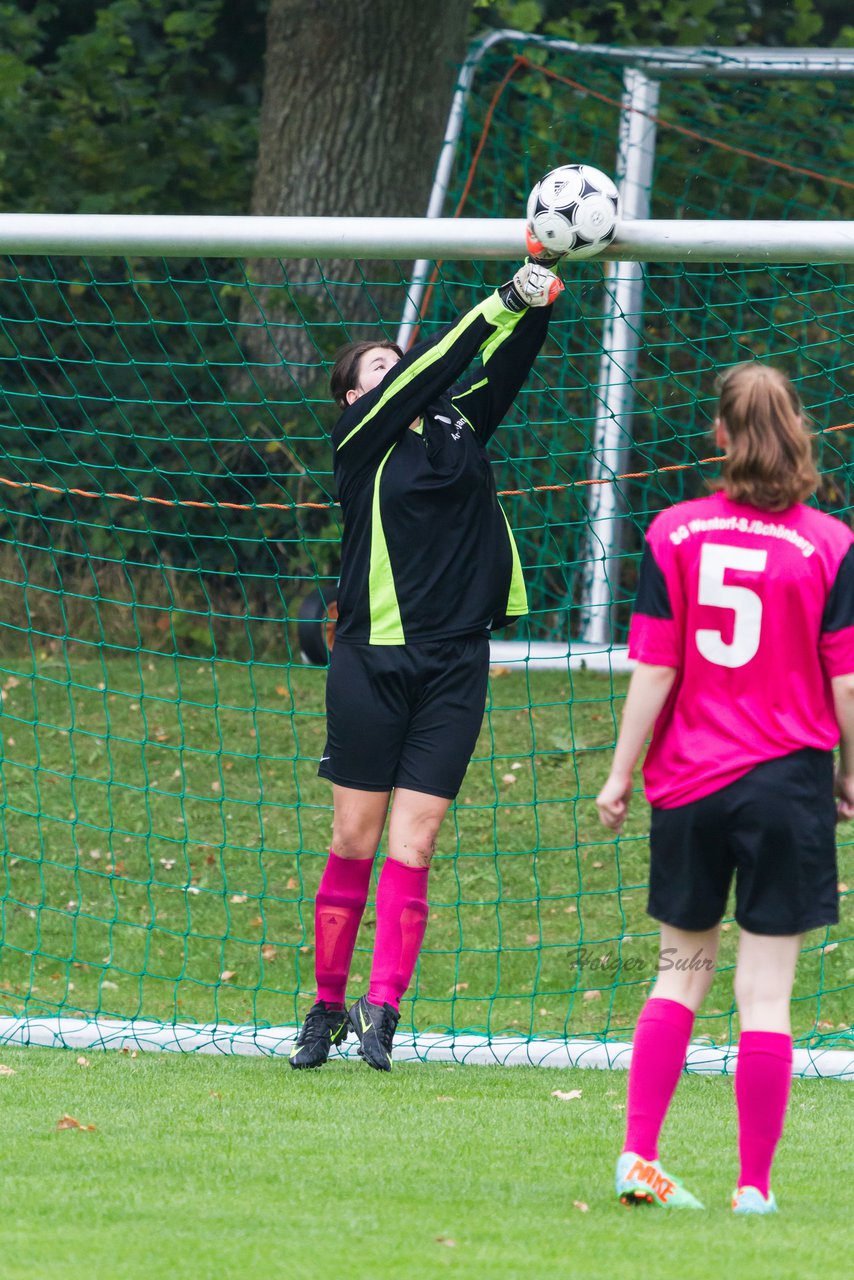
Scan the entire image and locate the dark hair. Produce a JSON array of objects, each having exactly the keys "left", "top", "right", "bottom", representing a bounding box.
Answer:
[
  {"left": 715, "top": 363, "right": 818, "bottom": 511},
  {"left": 329, "top": 340, "right": 403, "bottom": 409}
]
